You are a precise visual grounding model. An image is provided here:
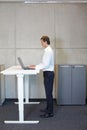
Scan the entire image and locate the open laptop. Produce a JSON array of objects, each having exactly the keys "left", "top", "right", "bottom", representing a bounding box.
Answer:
[{"left": 17, "top": 57, "right": 34, "bottom": 70}]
